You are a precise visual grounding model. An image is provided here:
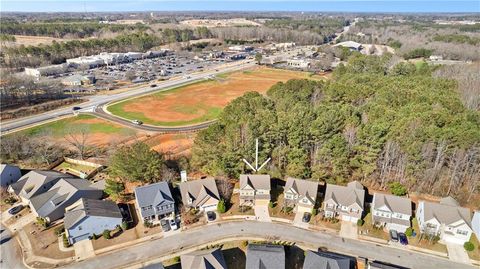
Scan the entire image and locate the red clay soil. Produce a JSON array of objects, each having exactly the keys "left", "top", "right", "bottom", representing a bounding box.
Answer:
[
  {"left": 147, "top": 133, "right": 196, "bottom": 157},
  {"left": 122, "top": 67, "right": 314, "bottom": 123}
]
